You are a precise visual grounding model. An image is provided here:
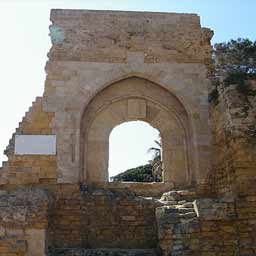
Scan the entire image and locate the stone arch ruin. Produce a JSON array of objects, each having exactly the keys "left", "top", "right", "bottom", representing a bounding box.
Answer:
[
  {"left": 0, "top": 9, "right": 214, "bottom": 256},
  {"left": 81, "top": 76, "right": 194, "bottom": 187},
  {"left": 1, "top": 8, "right": 255, "bottom": 256}
]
